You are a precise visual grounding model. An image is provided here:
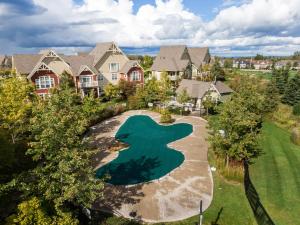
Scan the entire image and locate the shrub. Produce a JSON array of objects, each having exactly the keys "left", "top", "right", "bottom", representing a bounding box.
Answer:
[
  {"left": 291, "top": 127, "right": 300, "bottom": 146},
  {"left": 160, "top": 109, "right": 174, "bottom": 123},
  {"left": 293, "top": 103, "right": 300, "bottom": 116}
]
